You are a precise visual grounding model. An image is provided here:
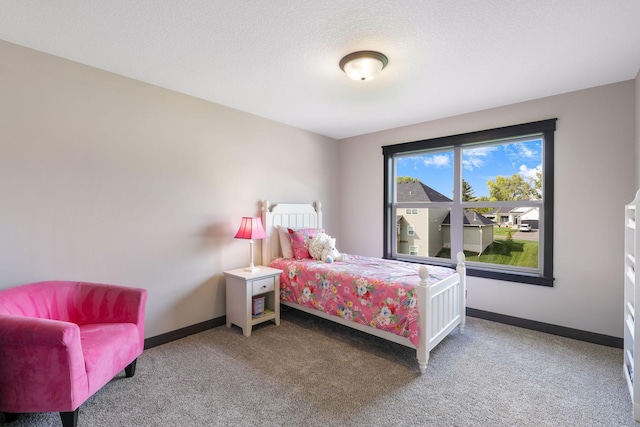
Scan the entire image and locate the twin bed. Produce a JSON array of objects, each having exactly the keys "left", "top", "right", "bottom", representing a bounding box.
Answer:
[{"left": 260, "top": 200, "right": 466, "bottom": 373}]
